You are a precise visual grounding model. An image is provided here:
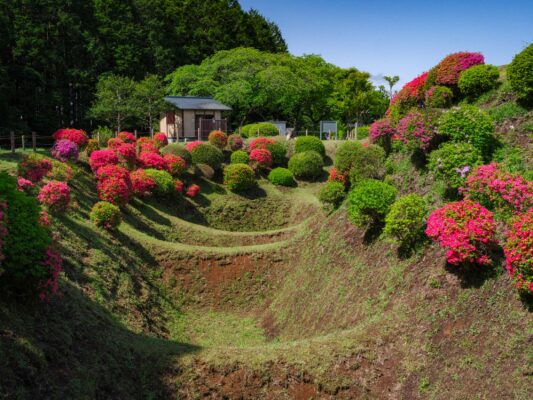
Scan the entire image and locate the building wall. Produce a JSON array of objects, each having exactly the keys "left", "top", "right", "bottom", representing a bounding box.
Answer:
[{"left": 159, "top": 110, "right": 226, "bottom": 139}]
